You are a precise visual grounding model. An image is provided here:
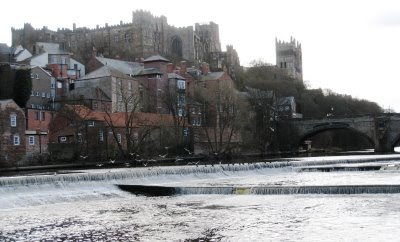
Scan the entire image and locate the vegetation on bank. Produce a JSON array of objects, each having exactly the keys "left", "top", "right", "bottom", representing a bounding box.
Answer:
[{"left": 235, "top": 61, "right": 382, "bottom": 118}]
